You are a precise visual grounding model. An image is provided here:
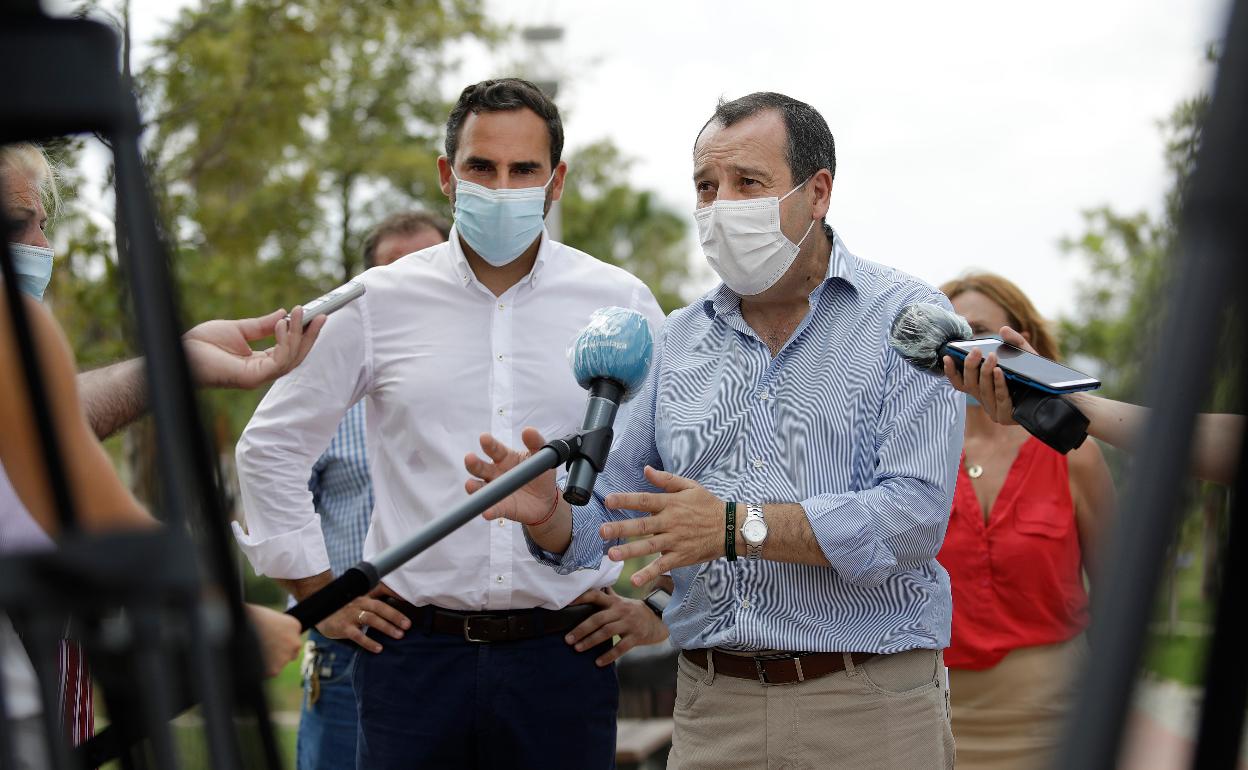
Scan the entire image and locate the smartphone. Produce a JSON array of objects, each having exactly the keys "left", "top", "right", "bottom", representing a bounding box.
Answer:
[
  {"left": 944, "top": 338, "right": 1100, "bottom": 394},
  {"left": 291, "top": 280, "right": 365, "bottom": 329}
]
